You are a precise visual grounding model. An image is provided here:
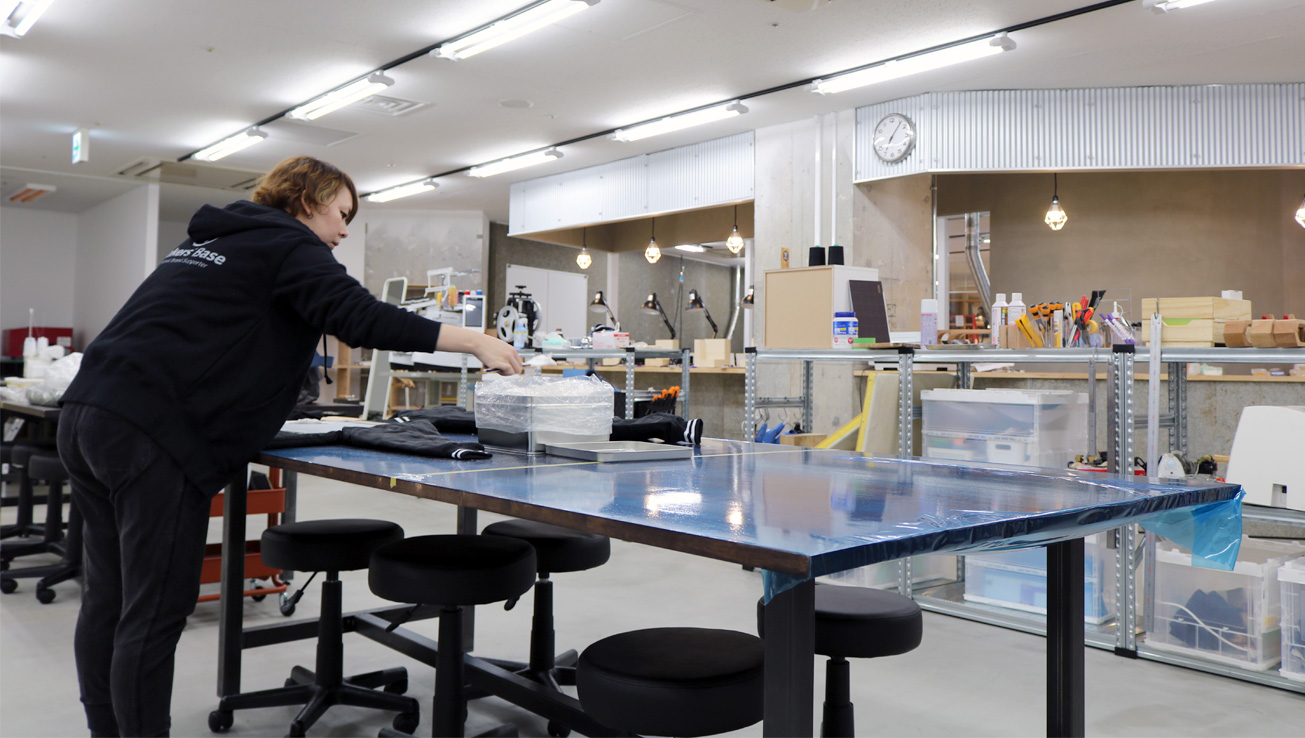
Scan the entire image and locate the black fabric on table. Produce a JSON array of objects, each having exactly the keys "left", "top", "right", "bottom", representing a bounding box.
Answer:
[
  {"left": 390, "top": 406, "right": 478, "bottom": 433},
  {"left": 266, "top": 418, "right": 490, "bottom": 460}
]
